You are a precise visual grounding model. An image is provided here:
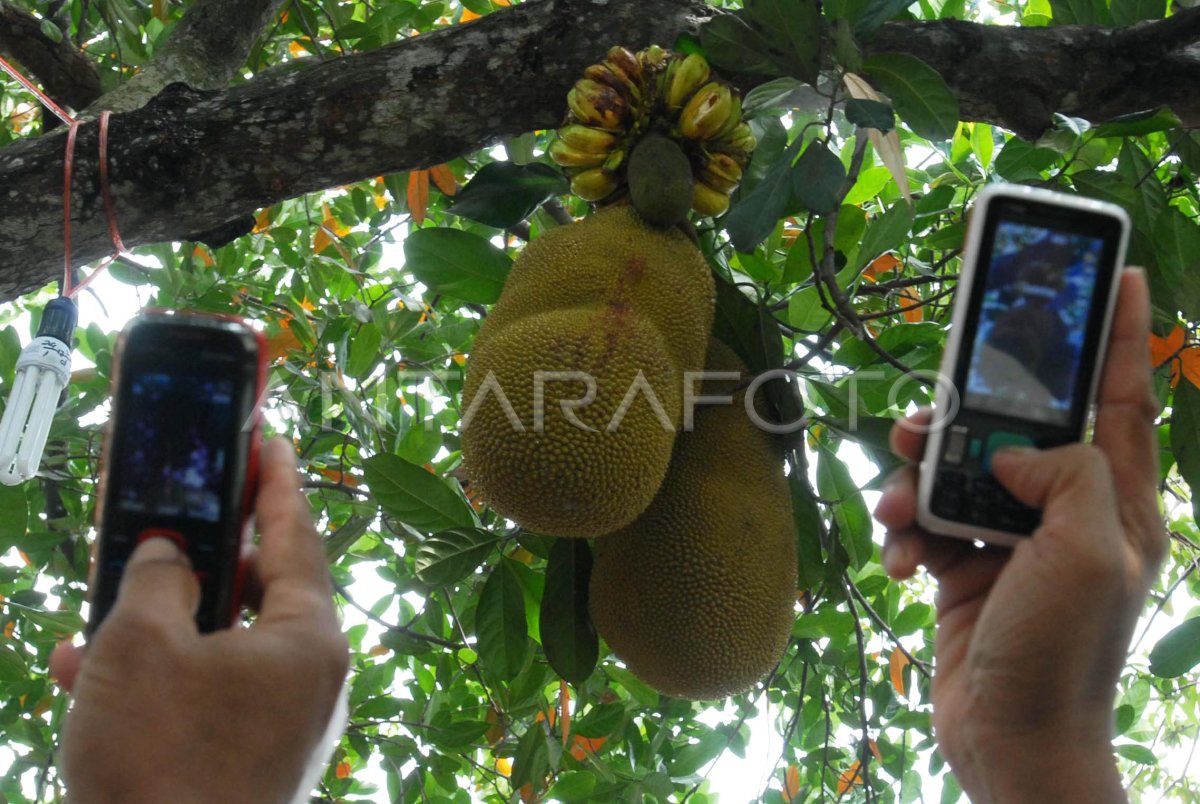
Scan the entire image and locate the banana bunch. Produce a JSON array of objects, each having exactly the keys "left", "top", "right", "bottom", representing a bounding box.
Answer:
[{"left": 549, "top": 47, "right": 756, "bottom": 217}]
